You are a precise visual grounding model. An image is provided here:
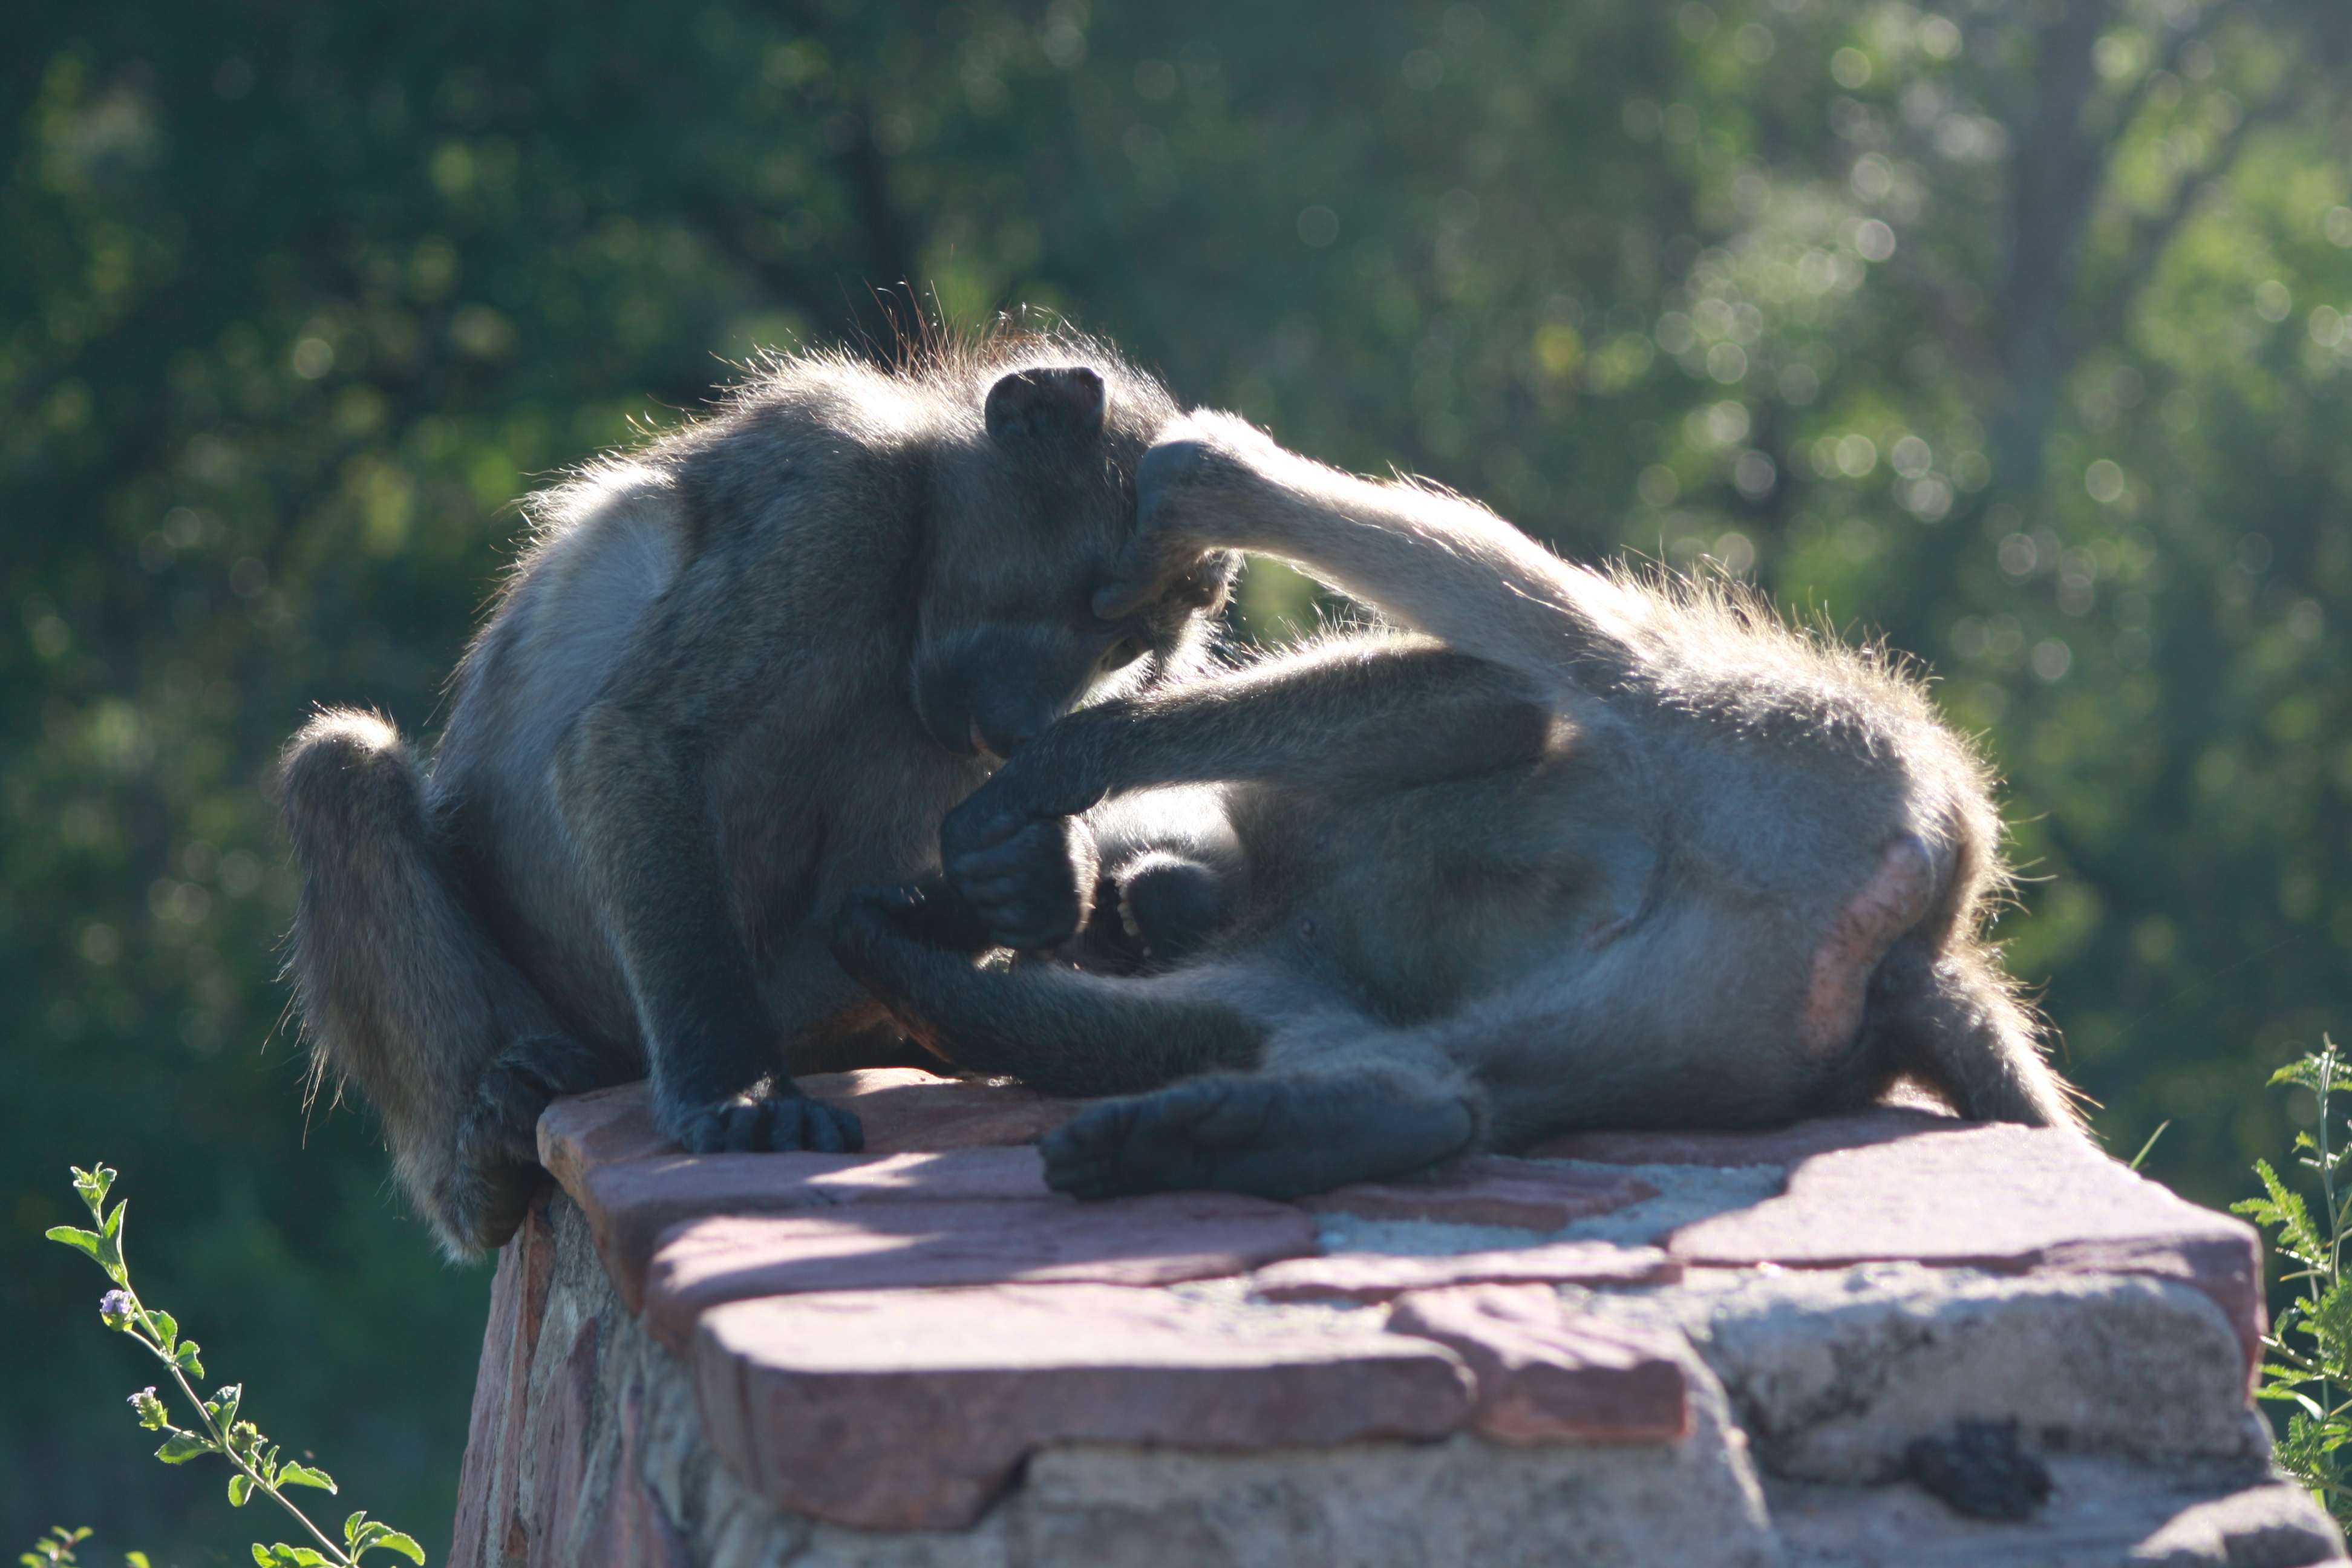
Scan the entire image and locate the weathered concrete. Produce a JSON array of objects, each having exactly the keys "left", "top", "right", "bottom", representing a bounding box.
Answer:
[{"left": 447, "top": 1076, "right": 2342, "bottom": 1568}]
